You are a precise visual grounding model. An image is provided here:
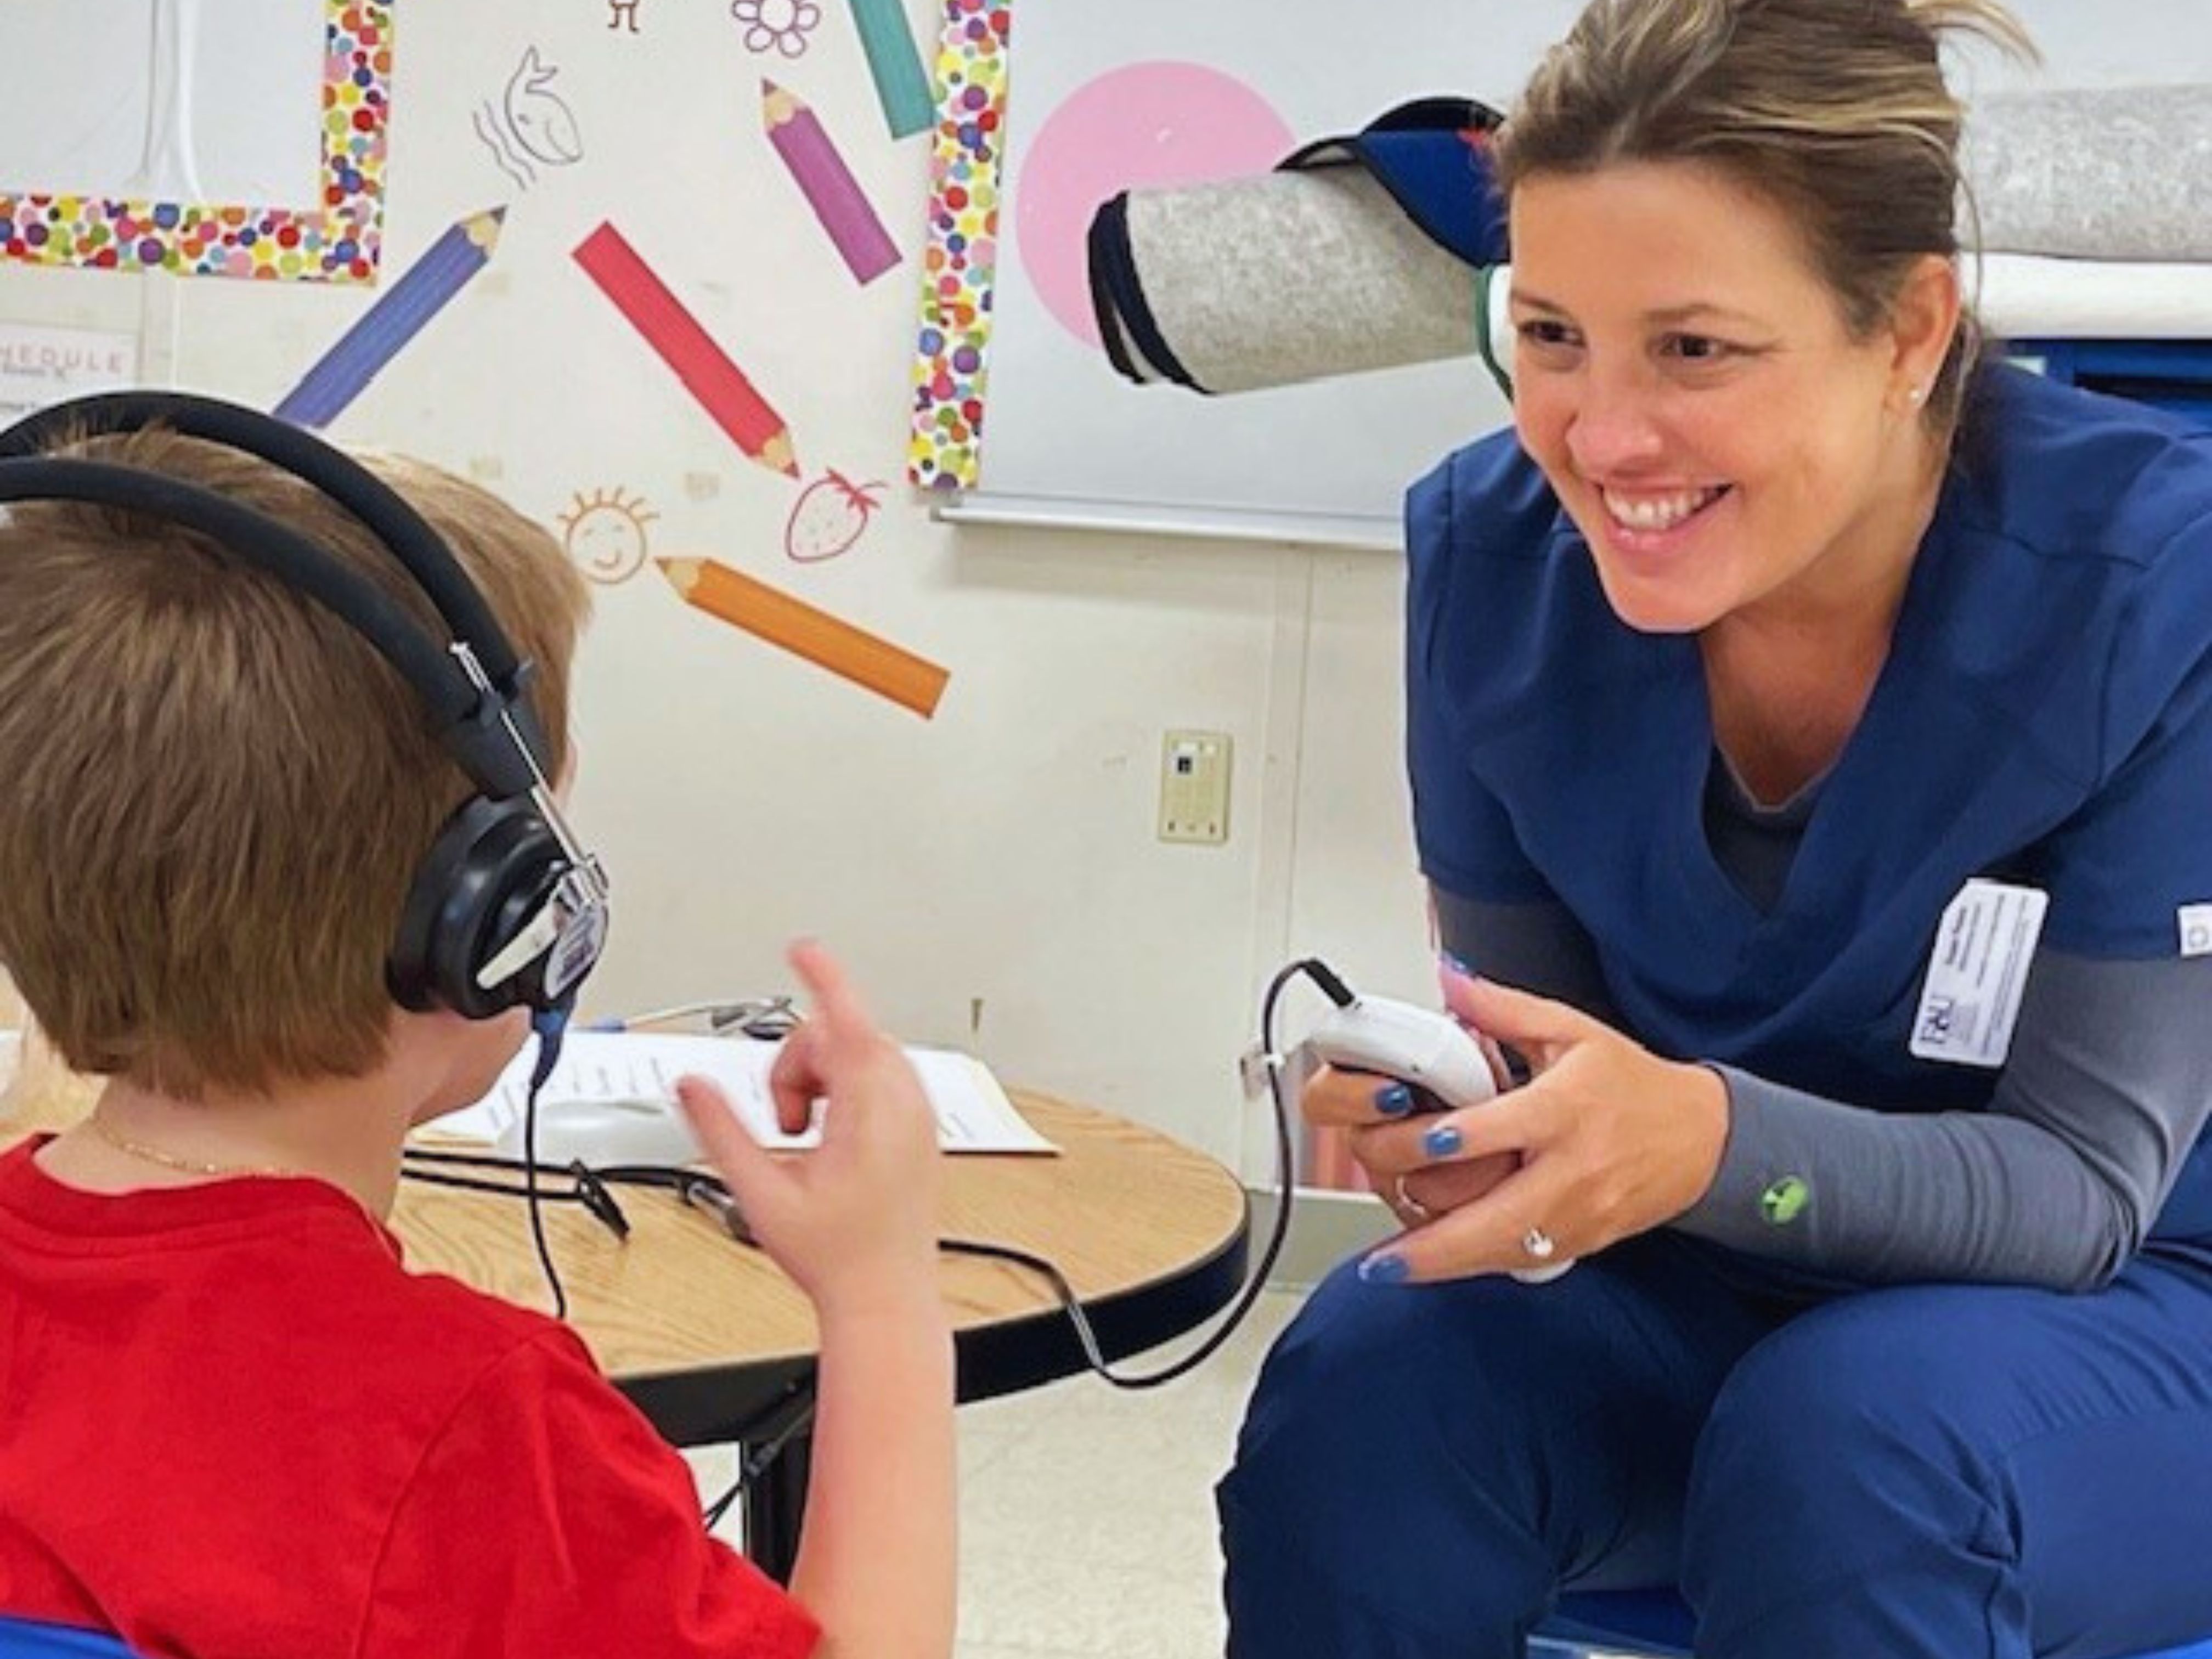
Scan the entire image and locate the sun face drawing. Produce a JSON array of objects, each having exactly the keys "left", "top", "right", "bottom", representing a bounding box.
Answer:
[{"left": 559, "top": 486, "right": 658, "bottom": 585}]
